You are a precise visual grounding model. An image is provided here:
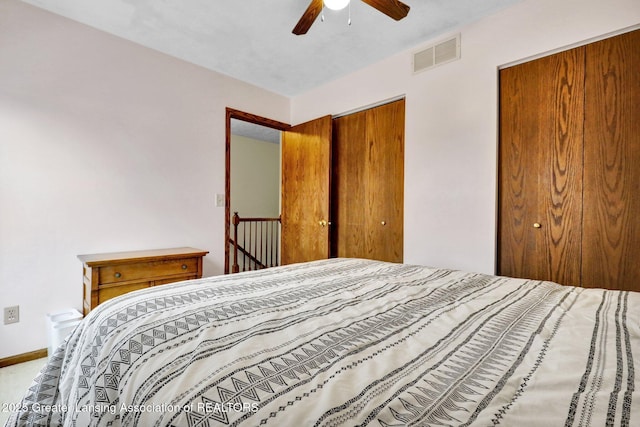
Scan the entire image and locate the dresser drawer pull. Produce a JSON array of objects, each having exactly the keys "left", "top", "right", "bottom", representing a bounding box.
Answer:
[
  {"left": 114, "top": 272, "right": 122, "bottom": 278},
  {"left": 181, "top": 264, "right": 188, "bottom": 270}
]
